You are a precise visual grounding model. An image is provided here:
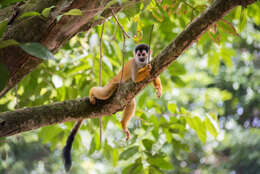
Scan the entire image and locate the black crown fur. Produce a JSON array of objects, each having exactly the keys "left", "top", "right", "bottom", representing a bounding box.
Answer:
[{"left": 135, "top": 43, "right": 149, "bottom": 53}]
